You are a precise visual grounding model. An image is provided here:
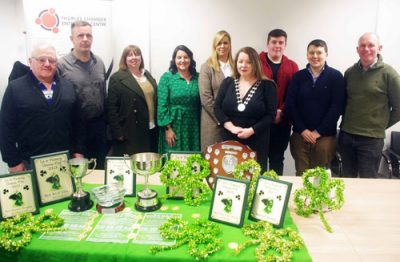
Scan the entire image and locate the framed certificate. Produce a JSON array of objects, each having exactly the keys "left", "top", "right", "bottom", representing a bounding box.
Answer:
[
  {"left": 166, "top": 151, "right": 201, "bottom": 199},
  {"left": 248, "top": 176, "right": 292, "bottom": 227},
  {"left": 31, "top": 151, "right": 75, "bottom": 206},
  {"left": 208, "top": 176, "right": 249, "bottom": 227},
  {"left": 105, "top": 157, "right": 136, "bottom": 196},
  {"left": 0, "top": 171, "right": 39, "bottom": 220}
]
